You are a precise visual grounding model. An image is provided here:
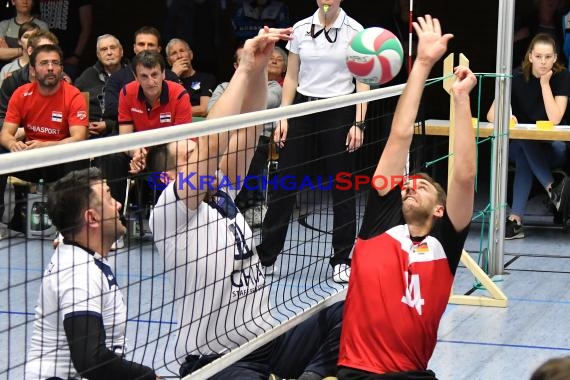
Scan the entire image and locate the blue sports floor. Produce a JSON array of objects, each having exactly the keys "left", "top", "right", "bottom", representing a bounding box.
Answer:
[{"left": 0, "top": 188, "right": 569, "bottom": 379}]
